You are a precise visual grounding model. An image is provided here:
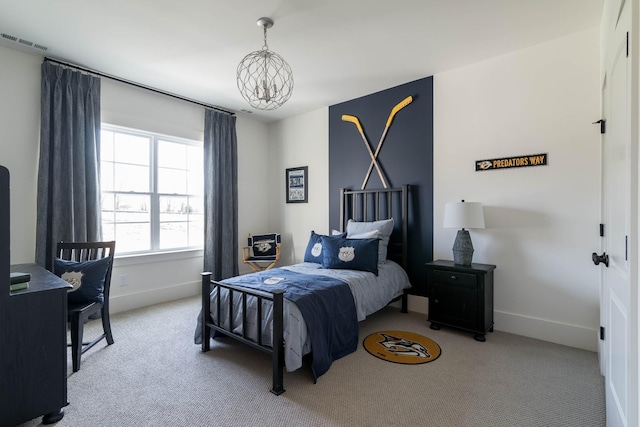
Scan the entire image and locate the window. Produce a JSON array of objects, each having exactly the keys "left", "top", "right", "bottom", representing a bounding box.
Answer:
[{"left": 100, "top": 125, "right": 204, "bottom": 254}]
